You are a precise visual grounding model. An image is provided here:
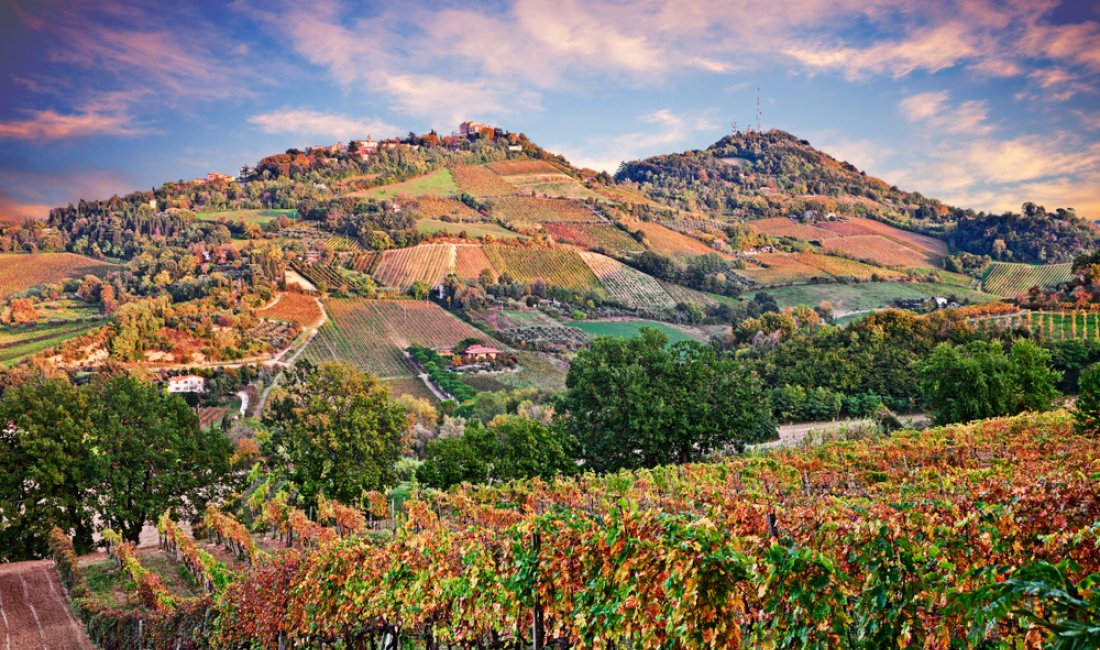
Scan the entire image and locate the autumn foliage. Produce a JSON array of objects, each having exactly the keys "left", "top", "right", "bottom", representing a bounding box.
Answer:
[{"left": 205, "top": 411, "right": 1099, "bottom": 648}]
